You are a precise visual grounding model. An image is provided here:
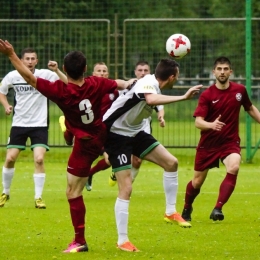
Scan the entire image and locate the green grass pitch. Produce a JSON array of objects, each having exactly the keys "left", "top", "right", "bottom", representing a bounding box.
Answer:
[{"left": 0, "top": 148, "right": 259, "bottom": 260}]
